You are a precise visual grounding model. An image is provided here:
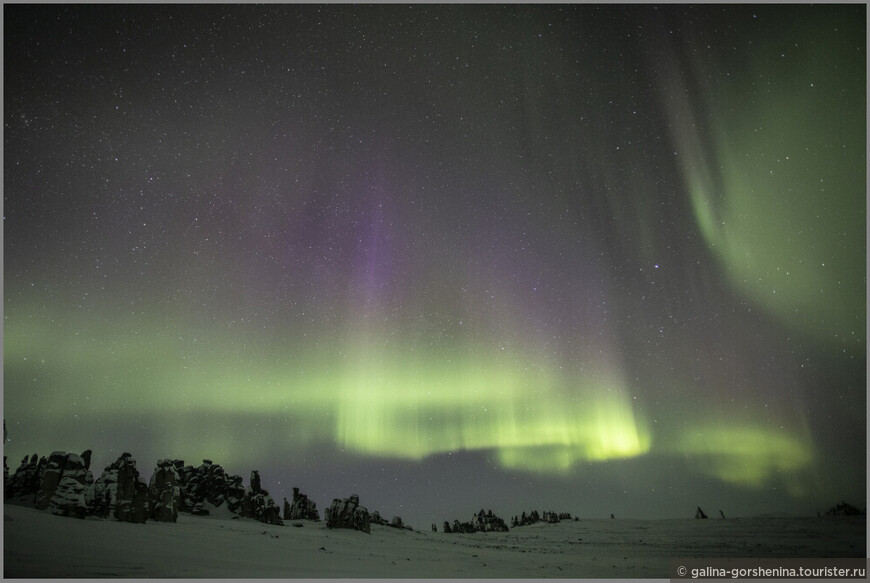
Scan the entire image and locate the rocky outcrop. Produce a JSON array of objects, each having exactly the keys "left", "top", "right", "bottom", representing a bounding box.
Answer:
[
  {"left": 89, "top": 453, "right": 149, "bottom": 523},
  {"left": 48, "top": 452, "right": 91, "bottom": 519},
  {"left": 326, "top": 494, "right": 370, "bottom": 533},
  {"left": 35, "top": 452, "right": 68, "bottom": 509},
  {"left": 283, "top": 487, "right": 319, "bottom": 521},
  {"left": 149, "top": 459, "right": 180, "bottom": 522},
  {"left": 239, "top": 470, "right": 283, "bottom": 525},
  {"left": 370, "top": 510, "right": 386, "bottom": 525},
  {"left": 824, "top": 501, "right": 864, "bottom": 517},
  {"left": 17, "top": 450, "right": 93, "bottom": 519},
  {"left": 176, "top": 459, "right": 246, "bottom": 514},
  {"left": 6, "top": 454, "right": 45, "bottom": 502}
]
